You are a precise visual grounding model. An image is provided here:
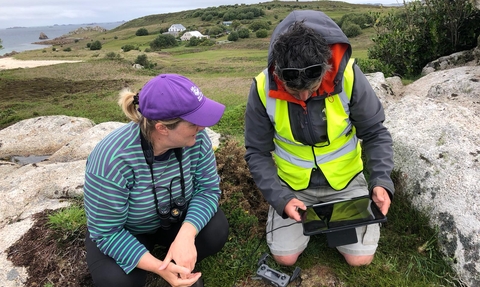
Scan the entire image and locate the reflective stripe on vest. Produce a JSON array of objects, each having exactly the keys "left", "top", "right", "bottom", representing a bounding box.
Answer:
[{"left": 255, "top": 59, "right": 363, "bottom": 190}]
